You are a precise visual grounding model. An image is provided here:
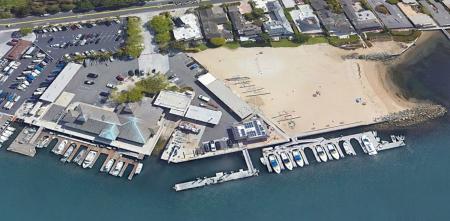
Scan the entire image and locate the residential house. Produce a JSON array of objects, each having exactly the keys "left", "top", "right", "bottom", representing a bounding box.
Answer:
[
  {"left": 198, "top": 6, "right": 234, "bottom": 41},
  {"left": 263, "top": 1, "right": 294, "bottom": 38},
  {"left": 228, "top": 5, "right": 263, "bottom": 41}
]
